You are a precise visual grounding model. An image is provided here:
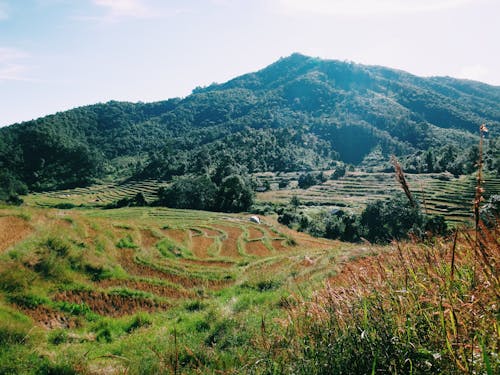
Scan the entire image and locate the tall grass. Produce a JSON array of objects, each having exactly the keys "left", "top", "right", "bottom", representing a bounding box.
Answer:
[
  {"left": 255, "top": 126, "right": 498, "bottom": 374},
  {"left": 255, "top": 222, "right": 498, "bottom": 374}
]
